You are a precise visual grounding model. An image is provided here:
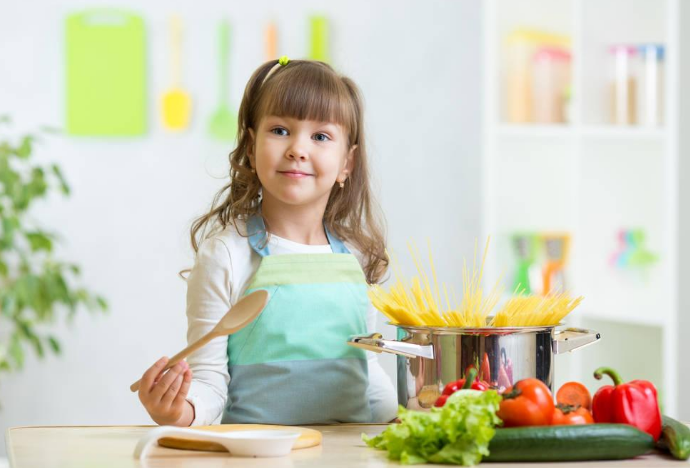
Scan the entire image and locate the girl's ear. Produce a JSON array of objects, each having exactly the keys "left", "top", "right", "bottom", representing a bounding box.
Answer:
[
  {"left": 247, "top": 128, "right": 256, "bottom": 167},
  {"left": 340, "top": 144, "right": 357, "bottom": 181}
]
